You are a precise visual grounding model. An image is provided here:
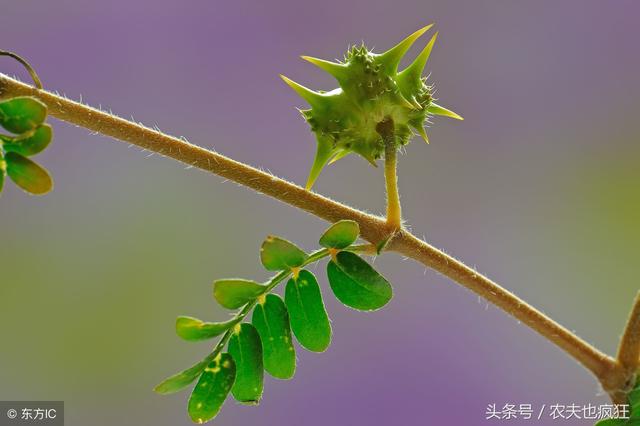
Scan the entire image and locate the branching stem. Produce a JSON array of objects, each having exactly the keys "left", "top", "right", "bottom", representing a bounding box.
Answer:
[
  {"left": 613, "top": 292, "right": 640, "bottom": 401},
  {"left": 619, "top": 292, "right": 640, "bottom": 371},
  {"left": 0, "top": 73, "right": 630, "bottom": 401}
]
